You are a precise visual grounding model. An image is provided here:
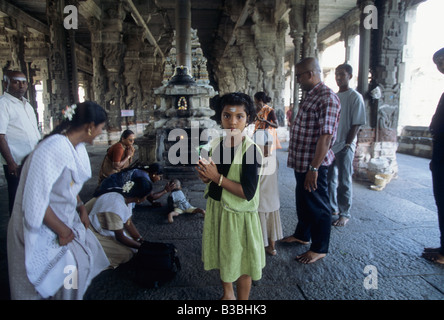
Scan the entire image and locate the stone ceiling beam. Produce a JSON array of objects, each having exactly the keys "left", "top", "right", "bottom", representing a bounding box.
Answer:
[
  {"left": 317, "top": 7, "right": 360, "bottom": 46},
  {"left": 124, "top": 0, "right": 165, "bottom": 62},
  {"left": 0, "top": 0, "right": 49, "bottom": 35}
]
